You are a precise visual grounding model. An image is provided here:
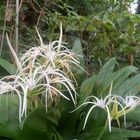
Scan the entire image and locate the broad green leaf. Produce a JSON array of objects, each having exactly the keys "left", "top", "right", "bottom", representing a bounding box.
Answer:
[
  {"left": 79, "top": 59, "right": 138, "bottom": 99},
  {"left": 79, "top": 75, "right": 96, "bottom": 104},
  {"left": 72, "top": 38, "right": 85, "bottom": 84},
  {"left": 0, "top": 95, "right": 21, "bottom": 139},
  {"left": 111, "top": 66, "right": 138, "bottom": 90},
  {"left": 103, "top": 66, "right": 138, "bottom": 94},
  {"left": 96, "top": 57, "right": 116, "bottom": 86},
  {"left": 58, "top": 97, "right": 78, "bottom": 140},
  {"left": 0, "top": 58, "right": 16, "bottom": 74},
  {"left": 19, "top": 106, "right": 61, "bottom": 140},
  {"left": 93, "top": 57, "right": 116, "bottom": 95},
  {"left": 113, "top": 74, "right": 140, "bottom": 96},
  {"left": 127, "top": 107, "right": 140, "bottom": 122},
  {"left": 72, "top": 38, "right": 85, "bottom": 68},
  {"left": 79, "top": 127, "right": 140, "bottom": 140}
]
